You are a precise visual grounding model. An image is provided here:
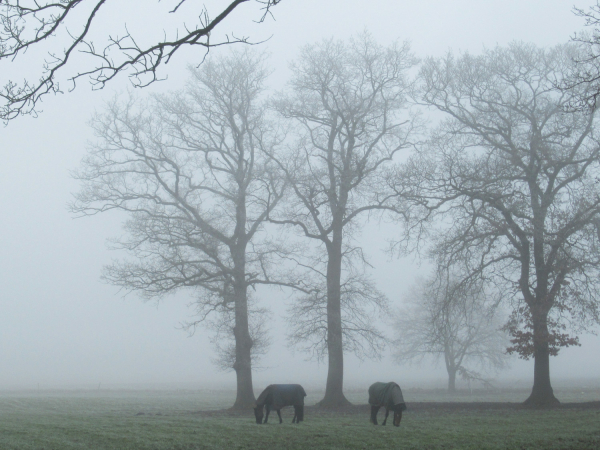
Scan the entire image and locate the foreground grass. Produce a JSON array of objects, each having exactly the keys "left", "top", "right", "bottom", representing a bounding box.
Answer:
[{"left": 0, "top": 392, "right": 599, "bottom": 449}]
